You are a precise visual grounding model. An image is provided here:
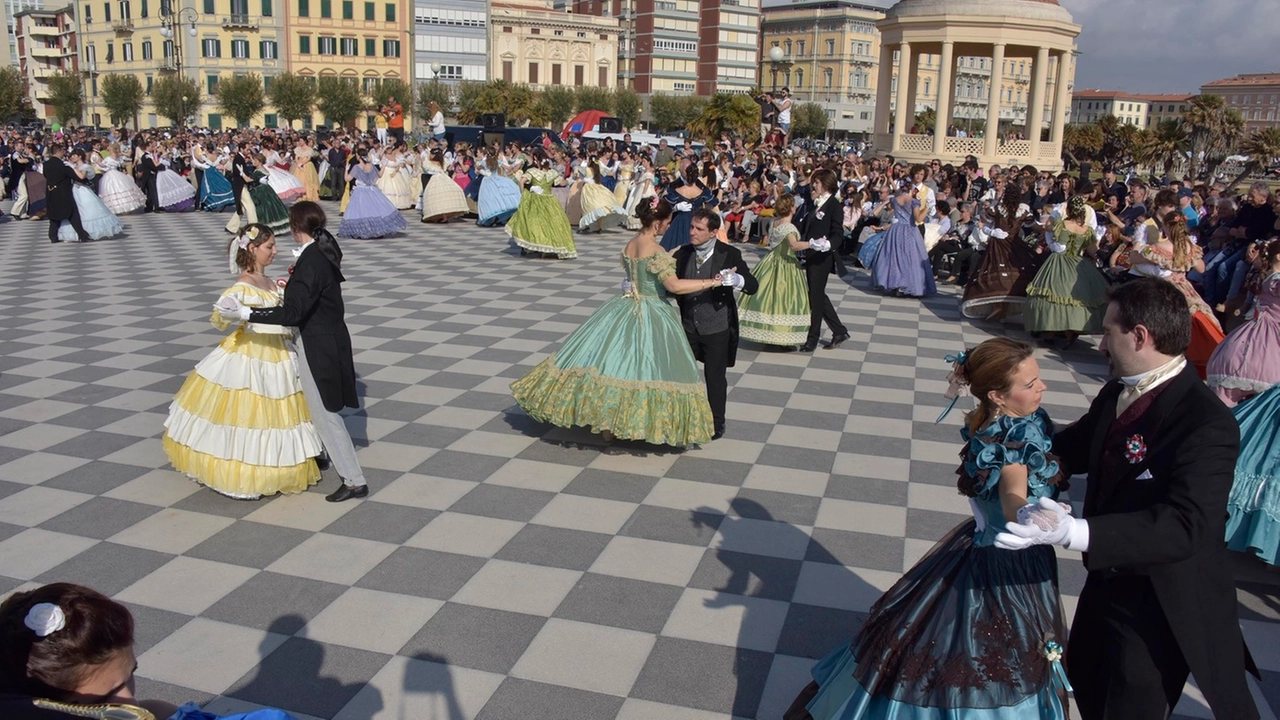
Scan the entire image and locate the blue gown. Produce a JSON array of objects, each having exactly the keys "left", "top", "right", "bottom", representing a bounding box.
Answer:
[
  {"left": 200, "top": 166, "right": 236, "bottom": 211},
  {"left": 792, "top": 410, "right": 1069, "bottom": 720},
  {"left": 1225, "top": 383, "right": 1280, "bottom": 565},
  {"left": 660, "top": 182, "right": 715, "bottom": 251},
  {"left": 476, "top": 165, "right": 522, "bottom": 227},
  {"left": 870, "top": 197, "right": 936, "bottom": 297}
]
